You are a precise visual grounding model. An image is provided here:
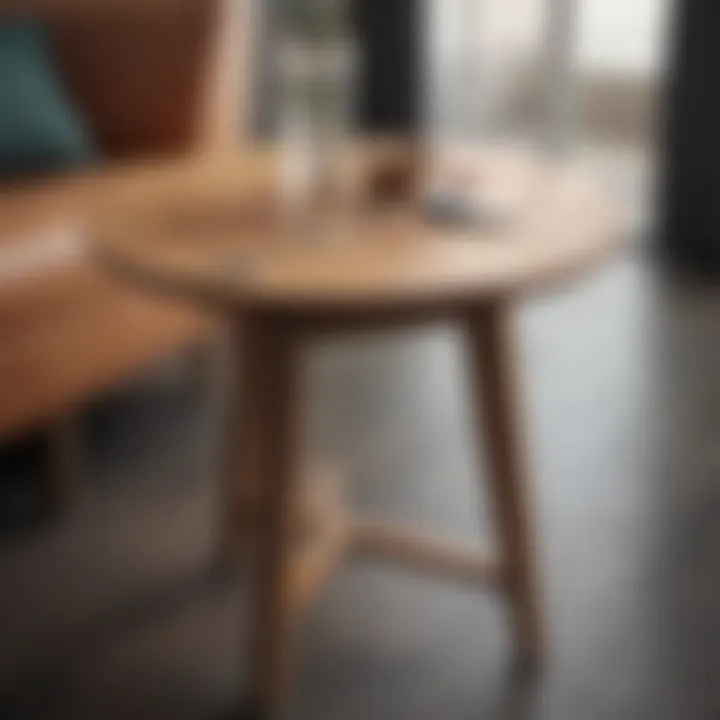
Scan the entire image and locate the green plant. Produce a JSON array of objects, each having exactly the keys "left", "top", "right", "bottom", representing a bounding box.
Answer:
[{"left": 280, "top": 0, "right": 349, "bottom": 40}]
